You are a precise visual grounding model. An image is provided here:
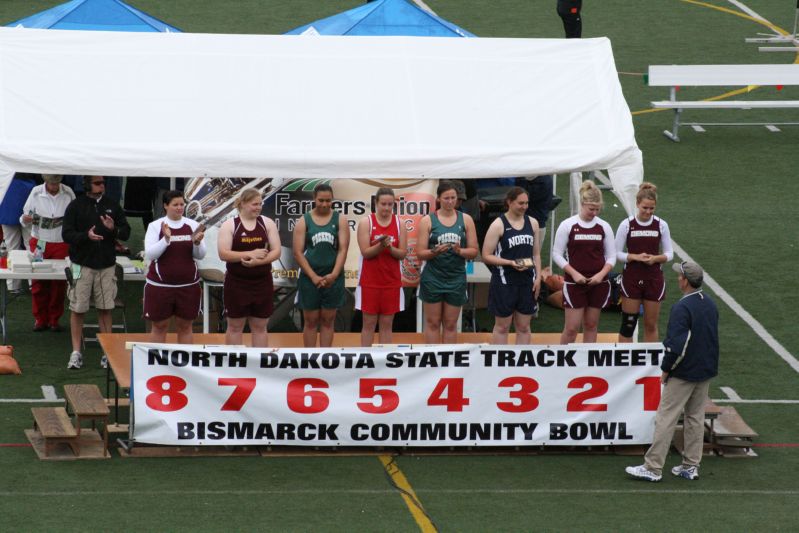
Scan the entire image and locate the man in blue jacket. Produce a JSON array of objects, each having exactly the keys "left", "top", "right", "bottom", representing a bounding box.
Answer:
[{"left": 626, "top": 260, "right": 719, "bottom": 482}]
